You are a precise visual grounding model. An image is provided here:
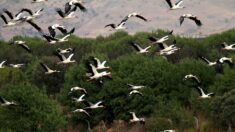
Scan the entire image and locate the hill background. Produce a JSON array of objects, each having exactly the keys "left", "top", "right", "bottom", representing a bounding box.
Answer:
[{"left": 1, "top": 0, "right": 235, "bottom": 40}]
